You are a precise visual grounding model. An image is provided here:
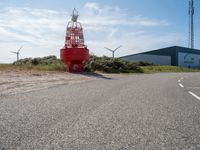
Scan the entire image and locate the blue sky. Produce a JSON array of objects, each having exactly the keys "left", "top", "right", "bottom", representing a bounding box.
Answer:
[{"left": 0, "top": 0, "right": 199, "bottom": 63}]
